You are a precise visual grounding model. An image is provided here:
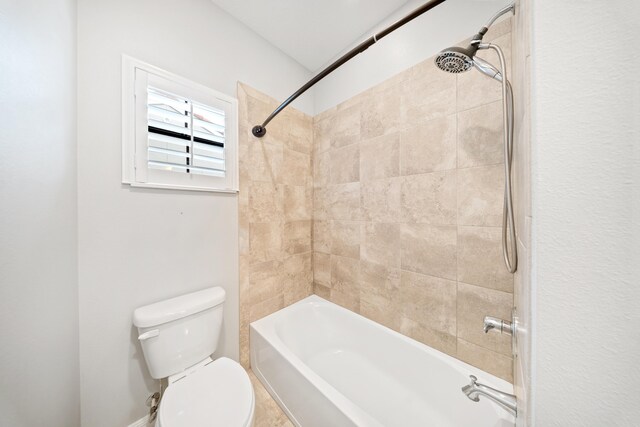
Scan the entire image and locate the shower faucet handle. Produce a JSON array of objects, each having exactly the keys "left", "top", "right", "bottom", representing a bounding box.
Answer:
[{"left": 483, "top": 316, "right": 513, "bottom": 336}]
